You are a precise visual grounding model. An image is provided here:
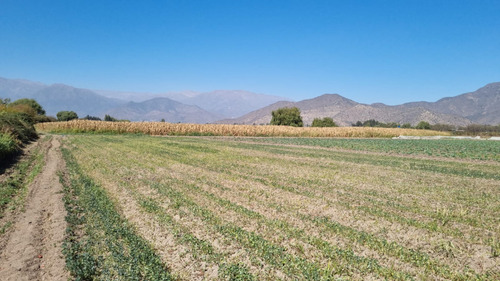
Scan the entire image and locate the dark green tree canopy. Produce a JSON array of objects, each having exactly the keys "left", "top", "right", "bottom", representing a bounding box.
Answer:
[
  {"left": 311, "top": 117, "right": 337, "bottom": 127},
  {"left": 57, "top": 111, "right": 78, "bottom": 121},
  {"left": 270, "top": 107, "right": 303, "bottom": 127},
  {"left": 10, "top": 98, "right": 46, "bottom": 115},
  {"left": 104, "top": 114, "right": 118, "bottom": 122},
  {"left": 415, "top": 121, "right": 431, "bottom": 130}
]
